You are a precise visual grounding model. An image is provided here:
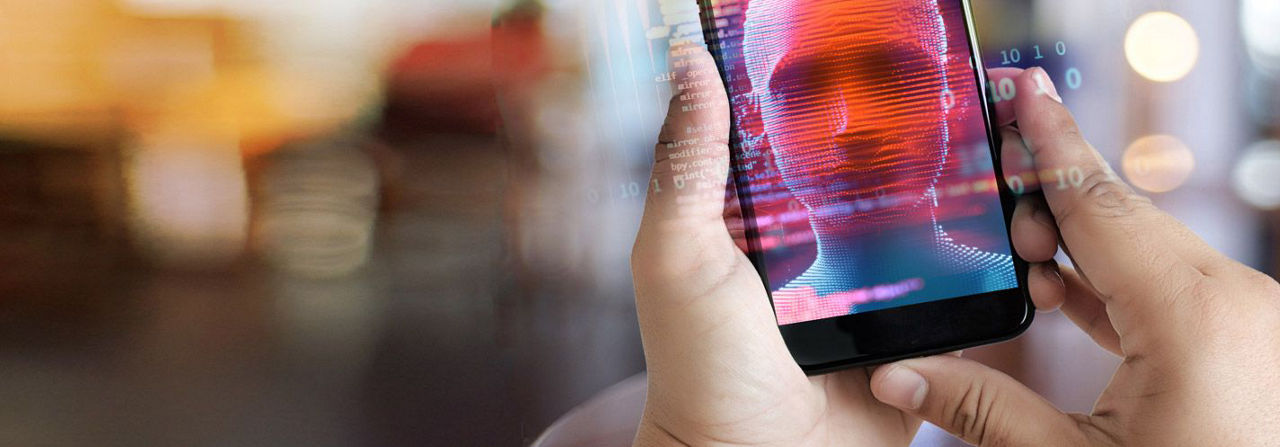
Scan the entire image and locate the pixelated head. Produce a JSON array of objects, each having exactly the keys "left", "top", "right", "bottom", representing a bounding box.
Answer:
[{"left": 743, "top": 0, "right": 950, "bottom": 226}]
